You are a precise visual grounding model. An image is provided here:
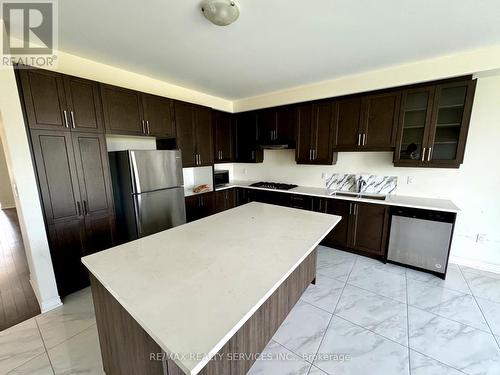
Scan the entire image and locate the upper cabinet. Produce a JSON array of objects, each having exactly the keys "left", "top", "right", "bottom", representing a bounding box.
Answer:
[
  {"left": 257, "top": 106, "right": 296, "bottom": 146},
  {"left": 141, "top": 94, "right": 175, "bottom": 138},
  {"left": 296, "top": 101, "right": 337, "bottom": 165},
  {"left": 174, "top": 101, "right": 213, "bottom": 167},
  {"left": 19, "top": 69, "right": 104, "bottom": 132},
  {"left": 394, "top": 79, "right": 476, "bottom": 168},
  {"left": 213, "top": 111, "right": 235, "bottom": 163},
  {"left": 235, "top": 111, "right": 263, "bottom": 163},
  {"left": 334, "top": 92, "right": 400, "bottom": 151},
  {"left": 101, "top": 84, "right": 144, "bottom": 135}
]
